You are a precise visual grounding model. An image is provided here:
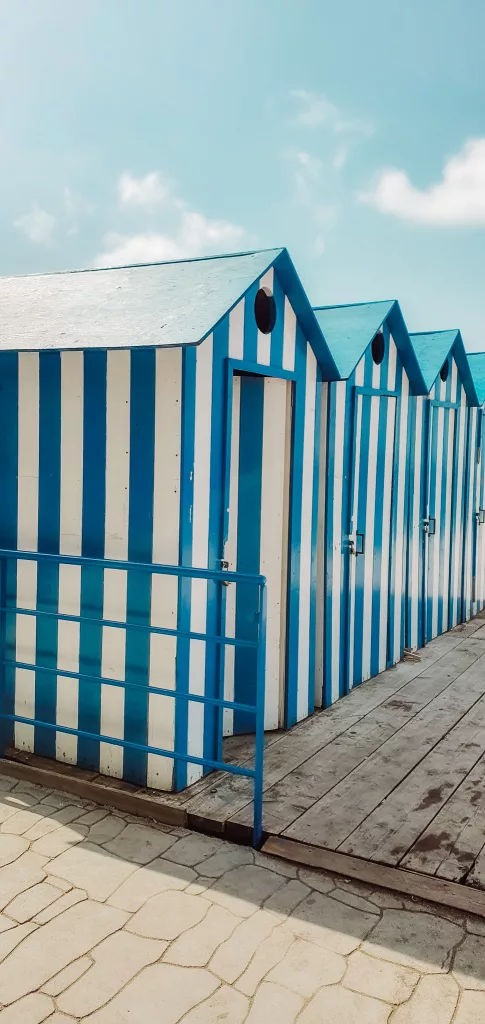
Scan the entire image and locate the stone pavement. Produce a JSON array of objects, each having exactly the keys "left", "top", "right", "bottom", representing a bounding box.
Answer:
[{"left": 0, "top": 775, "right": 483, "bottom": 1021}]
